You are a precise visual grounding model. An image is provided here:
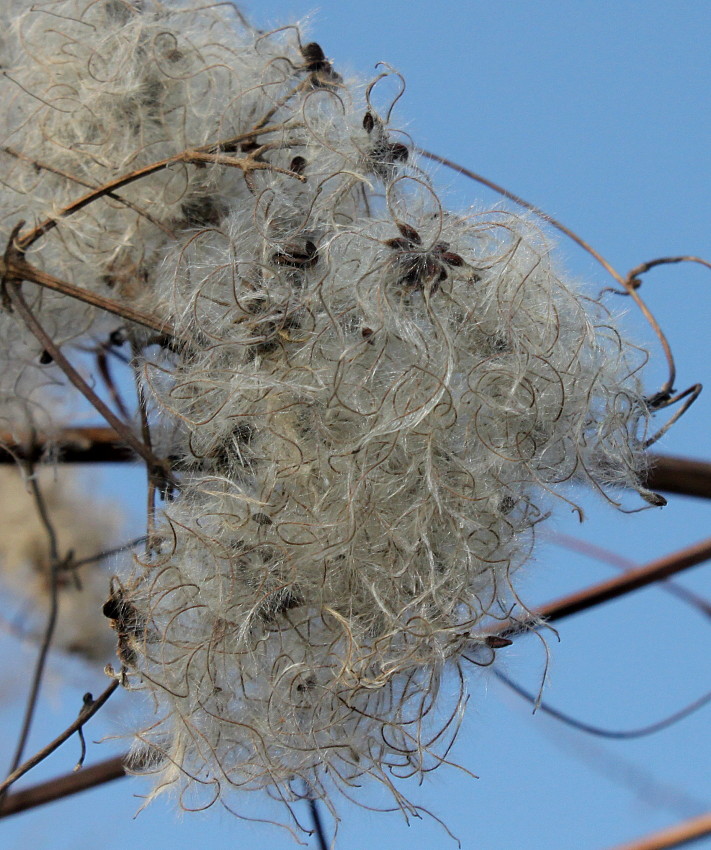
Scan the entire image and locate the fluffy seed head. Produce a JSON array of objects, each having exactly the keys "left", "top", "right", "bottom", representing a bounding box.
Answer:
[{"left": 0, "top": 0, "right": 655, "bottom": 833}]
